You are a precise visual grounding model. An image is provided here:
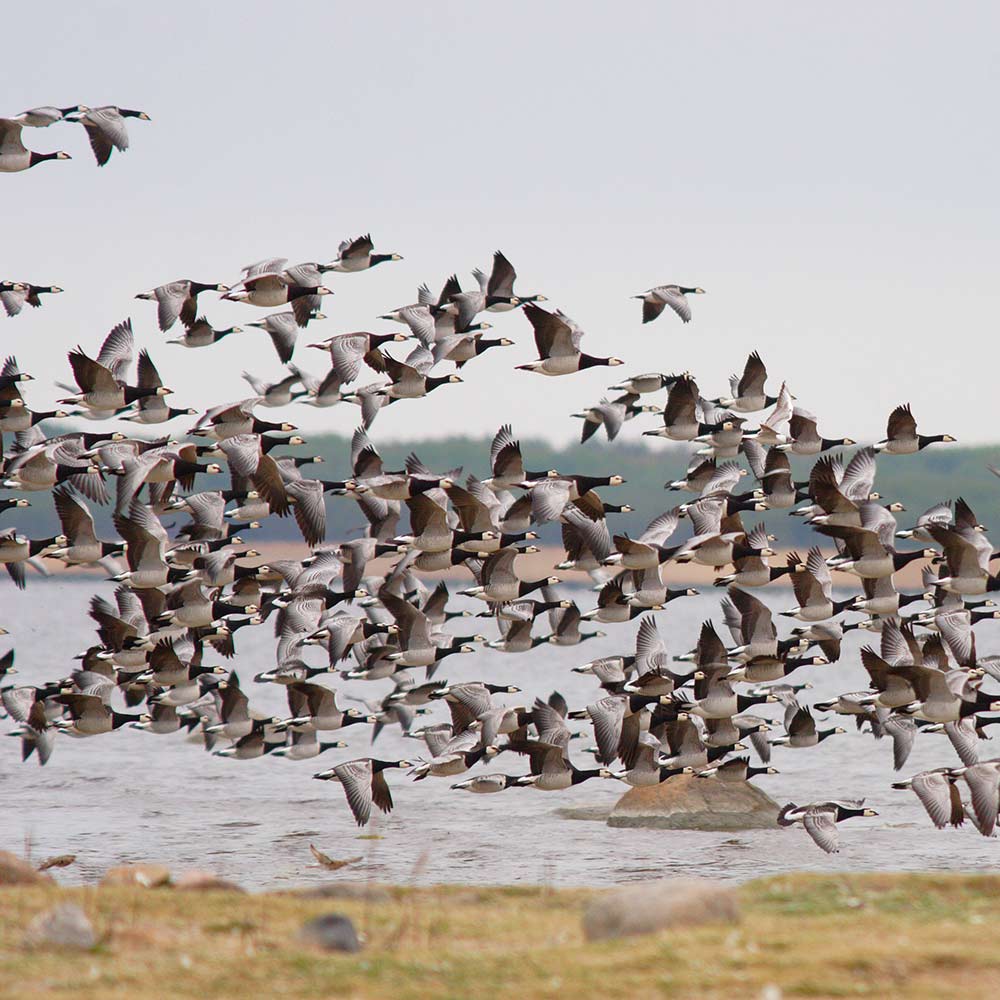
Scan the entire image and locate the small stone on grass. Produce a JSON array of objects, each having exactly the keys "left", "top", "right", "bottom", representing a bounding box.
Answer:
[
  {"left": 299, "top": 913, "right": 362, "bottom": 952},
  {"left": 584, "top": 878, "right": 739, "bottom": 941},
  {"left": 24, "top": 904, "right": 95, "bottom": 951}
]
